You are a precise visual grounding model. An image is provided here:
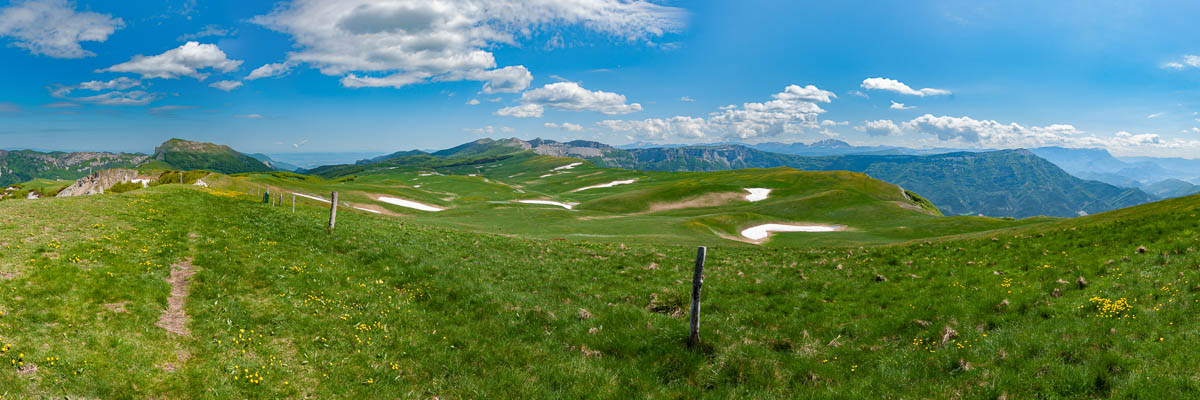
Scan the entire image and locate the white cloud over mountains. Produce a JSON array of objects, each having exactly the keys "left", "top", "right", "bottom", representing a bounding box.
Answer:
[
  {"left": 100, "top": 41, "right": 242, "bottom": 80},
  {"left": 497, "top": 82, "right": 642, "bottom": 118},
  {"left": 856, "top": 119, "right": 903, "bottom": 136},
  {"left": 251, "top": 0, "right": 685, "bottom": 92},
  {"left": 597, "top": 84, "right": 835, "bottom": 140},
  {"left": 544, "top": 122, "right": 583, "bottom": 131},
  {"left": 0, "top": 0, "right": 123, "bottom": 58},
  {"left": 861, "top": 77, "right": 950, "bottom": 97},
  {"left": 50, "top": 77, "right": 158, "bottom": 106},
  {"left": 851, "top": 114, "right": 1199, "bottom": 152}
]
